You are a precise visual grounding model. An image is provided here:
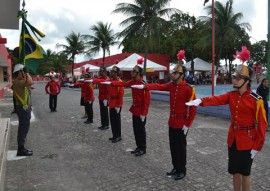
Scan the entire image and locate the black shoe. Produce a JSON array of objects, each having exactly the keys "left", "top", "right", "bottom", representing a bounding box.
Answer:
[
  {"left": 166, "top": 168, "right": 178, "bottom": 176},
  {"left": 135, "top": 150, "right": 146, "bottom": 157},
  {"left": 109, "top": 137, "right": 115, "bottom": 141},
  {"left": 54, "top": 110, "right": 57, "bottom": 112},
  {"left": 130, "top": 148, "right": 140, "bottom": 154},
  {"left": 112, "top": 137, "right": 122, "bottom": 143},
  {"left": 17, "top": 149, "right": 33, "bottom": 156},
  {"left": 84, "top": 120, "right": 93, "bottom": 124},
  {"left": 99, "top": 126, "right": 109, "bottom": 130},
  {"left": 174, "top": 172, "right": 186, "bottom": 180},
  {"left": 267, "top": 129, "right": 269, "bottom": 132}
]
